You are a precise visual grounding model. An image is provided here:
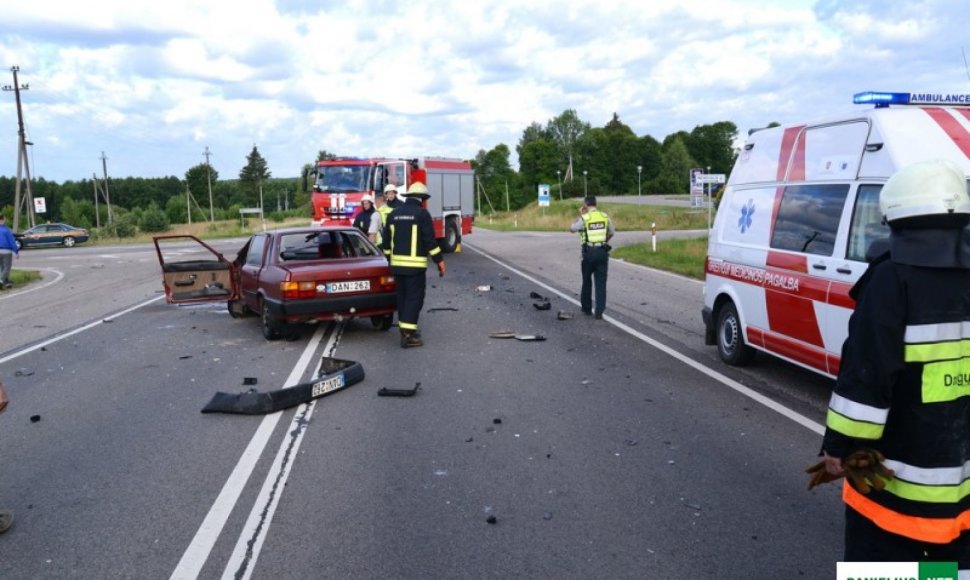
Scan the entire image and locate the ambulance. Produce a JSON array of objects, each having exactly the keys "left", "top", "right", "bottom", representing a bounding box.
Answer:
[{"left": 702, "top": 91, "right": 970, "bottom": 379}]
